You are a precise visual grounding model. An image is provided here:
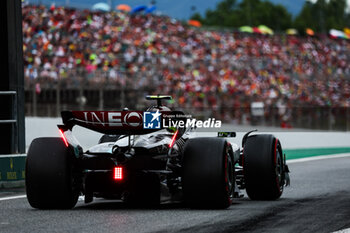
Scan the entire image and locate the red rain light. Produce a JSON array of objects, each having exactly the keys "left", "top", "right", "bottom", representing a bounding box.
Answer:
[
  {"left": 59, "top": 129, "right": 69, "bottom": 147},
  {"left": 114, "top": 167, "right": 123, "bottom": 180},
  {"left": 169, "top": 130, "right": 178, "bottom": 148}
]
